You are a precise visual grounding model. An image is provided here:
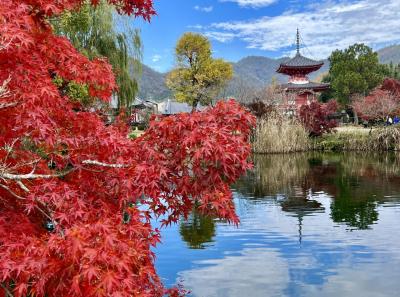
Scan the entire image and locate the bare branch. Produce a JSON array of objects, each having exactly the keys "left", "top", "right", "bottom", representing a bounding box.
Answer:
[
  {"left": 16, "top": 180, "right": 30, "bottom": 192},
  {"left": 0, "top": 282, "right": 13, "bottom": 297},
  {"left": 0, "top": 183, "right": 25, "bottom": 200},
  {"left": 0, "top": 36, "right": 13, "bottom": 51},
  {"left": 34, "top": 204, "right": 55, "bottom": 223},
  {"left": 0, "top": 182, "right": 57, "bottom": 229},
  {"left": 0, "top": 158, "right": 126, "bottom": 181},
  {"left": 0, "top": 168, "right": 75, "bottom": 180},
  {"left": 3, "top": 138, "right": 19, "bottom": 163},
  {"left": 82, "top": 160, "right": 128, "bottom": 168},
  {"left": 0, "top": 76, "right": 12, "bottom": 100},
  {"left": 0, "top": 102, "right": 18, "bottom": 109}
]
